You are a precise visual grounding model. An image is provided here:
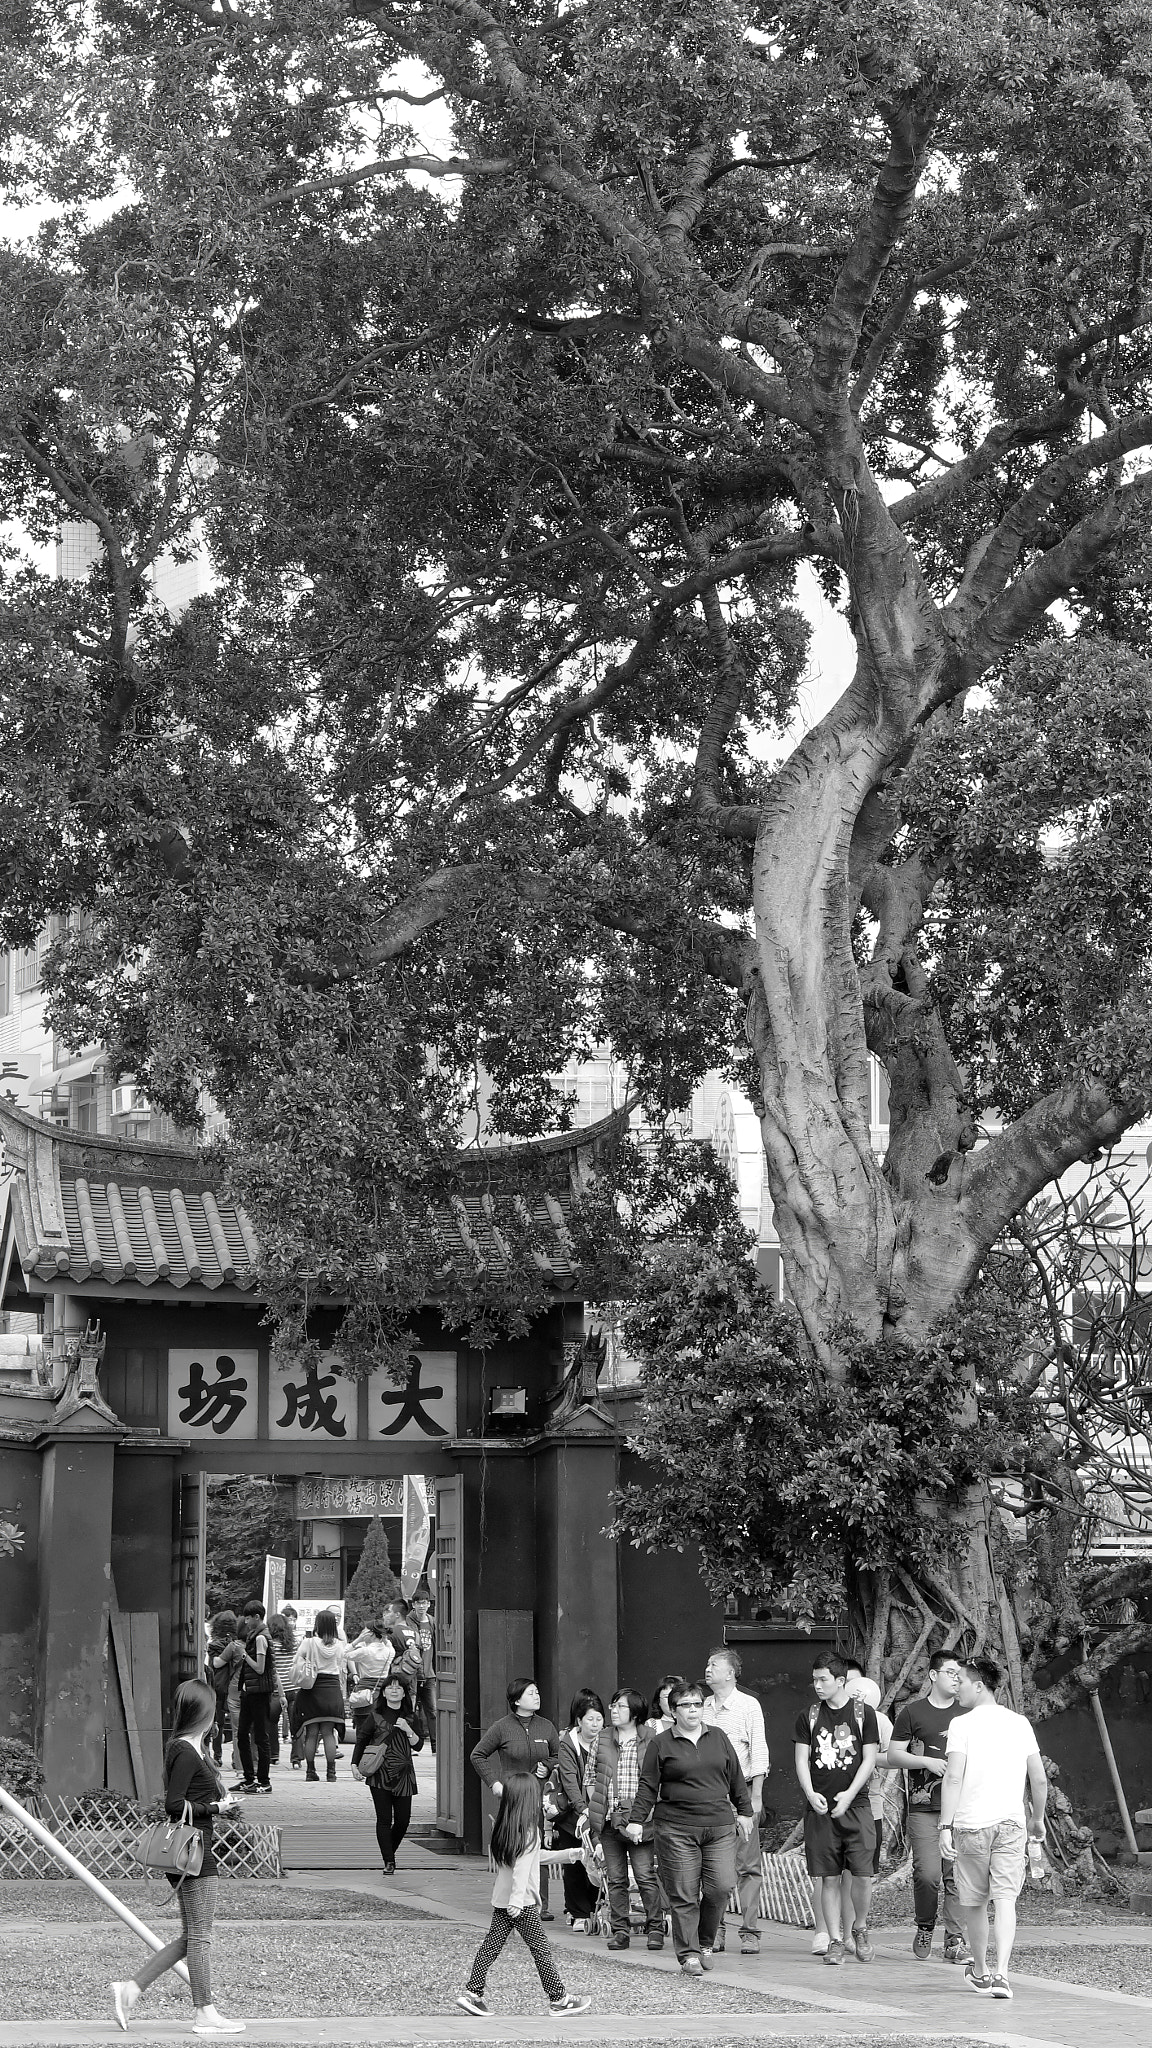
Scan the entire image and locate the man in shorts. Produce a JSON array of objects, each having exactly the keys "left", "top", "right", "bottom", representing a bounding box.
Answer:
[
  {"left": 794, "top": 1653, "right": 879, "bottom": 1965},
  {"left": 887, "top": 1648, "right": 971, "bottom": 1963},
  {"left": 938, "top": 1657, "right": 1047, "bottom": 2001}
]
